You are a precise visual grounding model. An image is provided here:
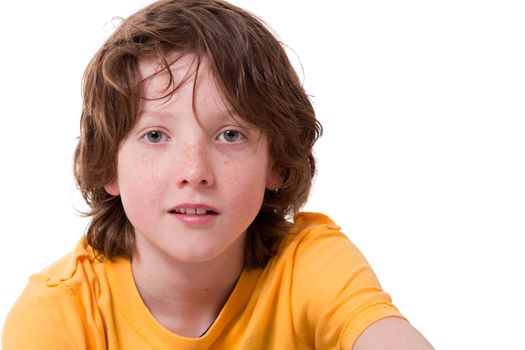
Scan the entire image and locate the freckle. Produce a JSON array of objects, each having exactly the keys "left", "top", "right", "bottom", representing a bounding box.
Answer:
[{"left": 204, "top": 288, "right": 209, "bottom": 292}]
